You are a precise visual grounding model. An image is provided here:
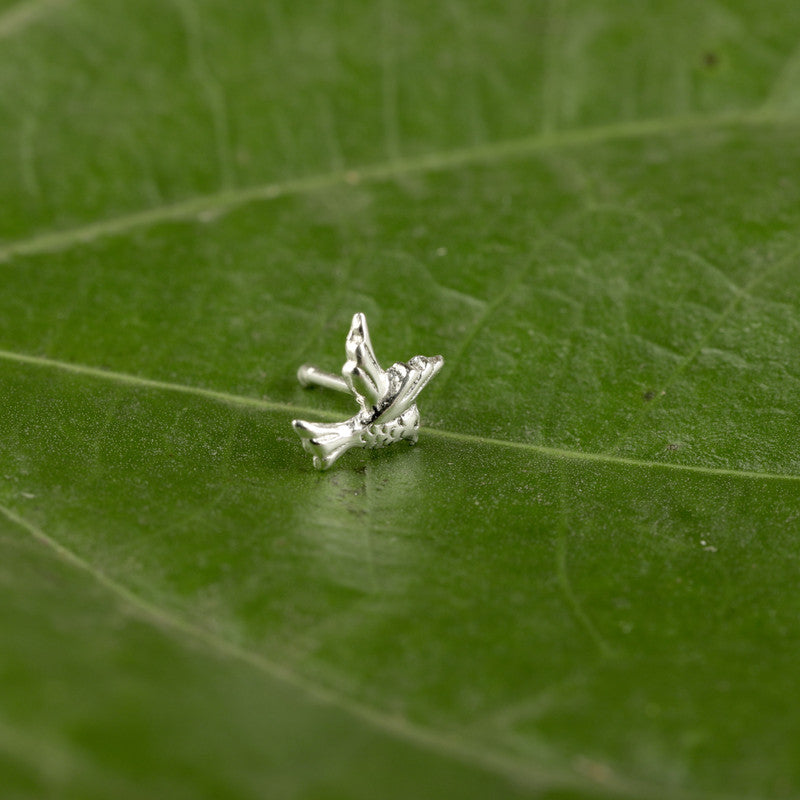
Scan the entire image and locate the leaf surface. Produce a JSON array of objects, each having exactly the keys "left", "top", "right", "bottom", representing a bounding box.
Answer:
[{"left": 1, "top": 1, "right": 800, "bottom": 798}]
